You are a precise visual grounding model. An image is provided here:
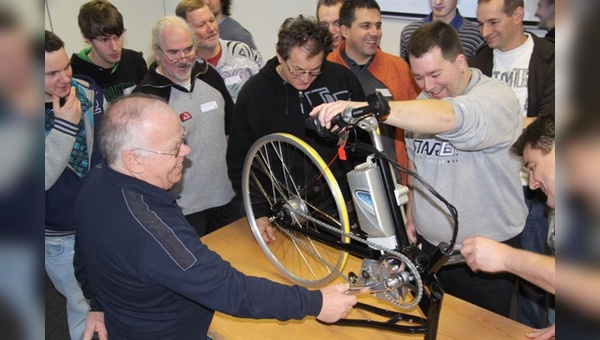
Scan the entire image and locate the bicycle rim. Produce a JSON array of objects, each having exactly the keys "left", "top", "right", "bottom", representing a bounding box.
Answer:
[{"left": 242, "top": 133, "right": 350, "bottom": 287}]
